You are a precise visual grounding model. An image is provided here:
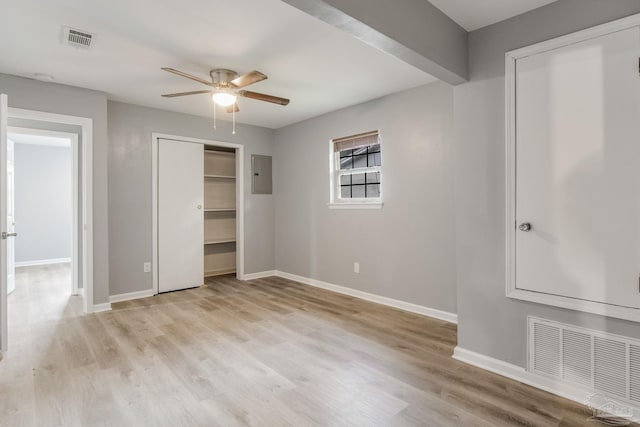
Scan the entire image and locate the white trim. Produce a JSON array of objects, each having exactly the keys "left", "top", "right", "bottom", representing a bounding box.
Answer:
[
  {"left": 453, "top": 346, "right": 640, "bottom": 423},
  {"left": 328, "top": 202, "right": 383, "bottom": 210},
  {"left": 242, "top": 270, "right": 277, "bottom": 280},
  {"left": 1, "top": 94, "right": 8, "bottom": 353},
  {"left": 329, "top": 130, "right": 383, "bottom": 208},
  {"left": 90, "top": 303, "right": 112, "bottom": 313},
  {"left": 151, "top": 136, "right": 158, "bottom": 294},
  {"left": 15, "top": 258, "right": 71, "bottom": 267},
  {"left": 507, "top": 13, "right": 640, "bottom": 59},
  {"left": 71, "top": 132, "right": 79, "bottom": 296},
  {"left": 109, "top": 289, "right": 155, "bottom": 303},
  {"left": 151, "top": 133, "right": 246, "bottom": 296},
  {"left": 504, "top": 13, "right": 640, "bottom": 323},
  {"left": 8, "top": 108, "right": 94, "bottom": 315},
  {"left": 274, "top": 270, "right": 458, "bottom": 324}
]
